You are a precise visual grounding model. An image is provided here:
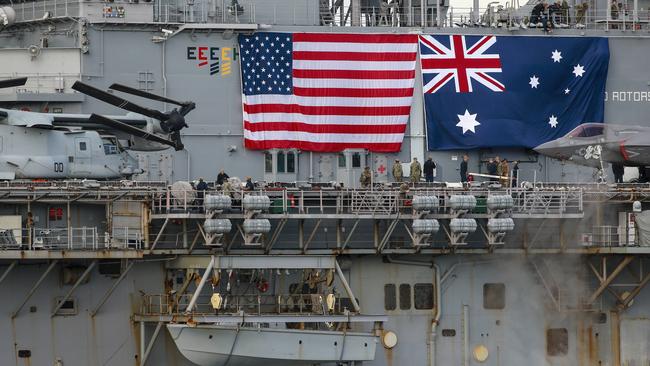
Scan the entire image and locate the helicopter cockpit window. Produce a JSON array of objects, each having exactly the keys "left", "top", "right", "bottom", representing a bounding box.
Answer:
[
  {"left": 79, "top": 141, "right": 87, "bottom": 151},
  {"left": 102, "top": 138, "right": 121, "bottom": 155},
  {"left": 568, "top": 124, "right": 604, "bottom": 138},
  {"left": 103, "top": 144, "right": 118, "bottom": 155}
]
